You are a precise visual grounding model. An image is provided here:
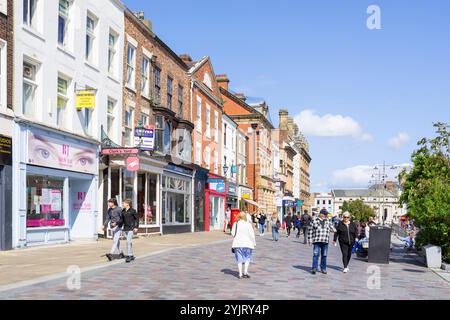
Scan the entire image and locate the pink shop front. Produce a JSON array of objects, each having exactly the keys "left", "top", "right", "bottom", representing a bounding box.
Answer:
[{"left": 13, "top": 124, "right": 100, "bottom": 248}]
